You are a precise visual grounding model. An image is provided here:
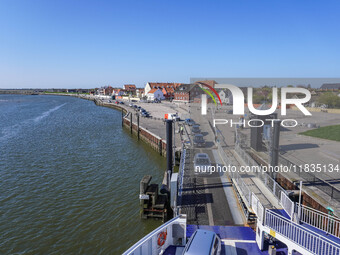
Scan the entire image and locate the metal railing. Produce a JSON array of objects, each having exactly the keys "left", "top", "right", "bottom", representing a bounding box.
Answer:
[
  {"left": 235, "top": 144, "right": 287, "bottom": 201},
  {"left": 176, "top": 146, "right": 187, "bottom": 215},
  {"left": 216, "top": 141, "right": 252, "bottom": 208},
  {"left": 297, "top": 204, "right": 340, "bottom": 239},
  {"left": 279, "top": 155, "right": 340, "bottom": 202},
  {"left": 123, "top": 214, "right": 187, "bottom": 255},
  {"left": 280, "top": 191, "right": 295, "bottom": 219},
  {"left": 230, "top": 170, "right": 252, "bottom": 208},
  {"left": 252, "top": 193, "right": 264, "bottom": 223},
  {"left": 265, "top": 210, "right": 340, "bottom": 255}
]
